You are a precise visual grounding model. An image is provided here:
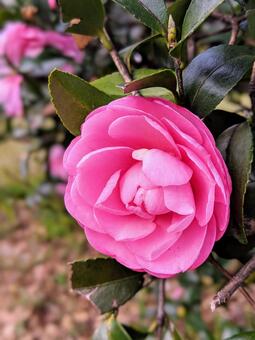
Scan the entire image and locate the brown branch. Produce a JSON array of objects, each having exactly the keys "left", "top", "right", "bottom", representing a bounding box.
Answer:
[
  {"left": 99, "top": 27, "right": 133, "bottom": 84},
  {"left": 249, "top": 62, "right": 255, "bottom": 126},
  {"left": 229, "top": 17, "right": 239, "bottom": 45},
  {"left": 209, "top": 254, "right": 255, "bottom": 312},
  {"left": 174, "top": 58, "right": 184, "bottom": 99},
  {"left": 156, "top": 279, "right": 166, "bottom": 340}
]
